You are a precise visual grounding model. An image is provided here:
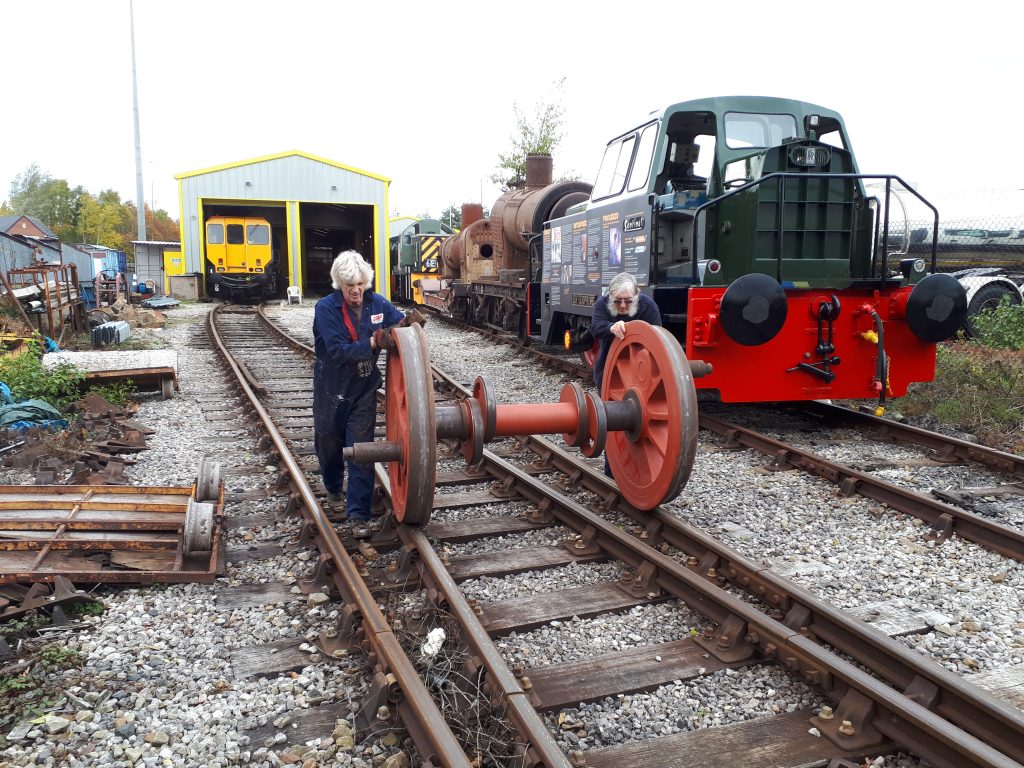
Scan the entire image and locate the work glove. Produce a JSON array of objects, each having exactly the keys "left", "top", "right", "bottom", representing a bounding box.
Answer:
[
  {"left": 399, "top": 308, "right": 428, "bottom": 328},
  {"left": 372, "top": 328, "right": 397, "bottom": 351}
]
